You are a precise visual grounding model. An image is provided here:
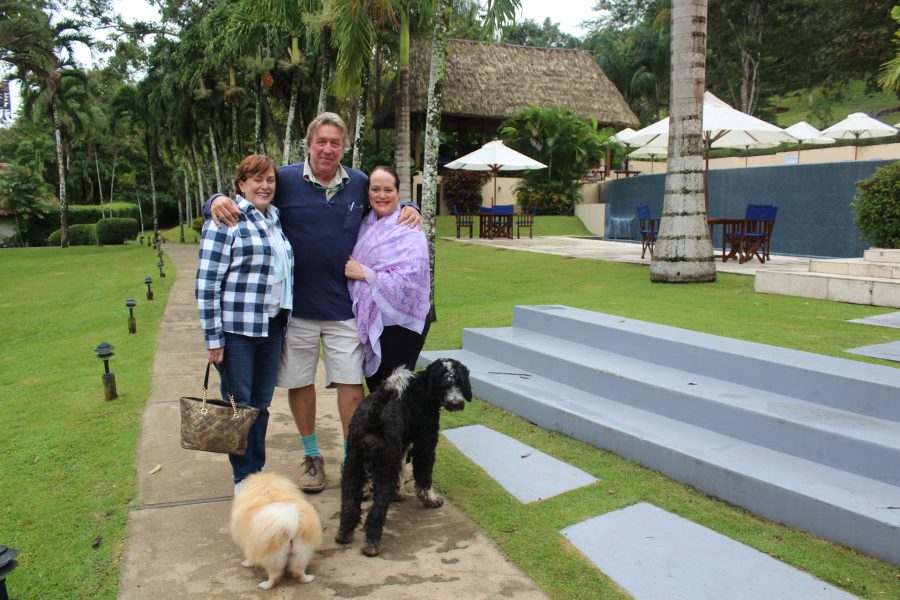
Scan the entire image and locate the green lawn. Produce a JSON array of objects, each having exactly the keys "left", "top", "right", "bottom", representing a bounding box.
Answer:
[
  {"left": 774, "top": 80, "right": 900, "bottom": 128},
  {"left": 1, "top": 233, "right": 898, "bottom": 599},
  {"left": 0, "top": 244, "right": 172, "bottom": 600}
]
